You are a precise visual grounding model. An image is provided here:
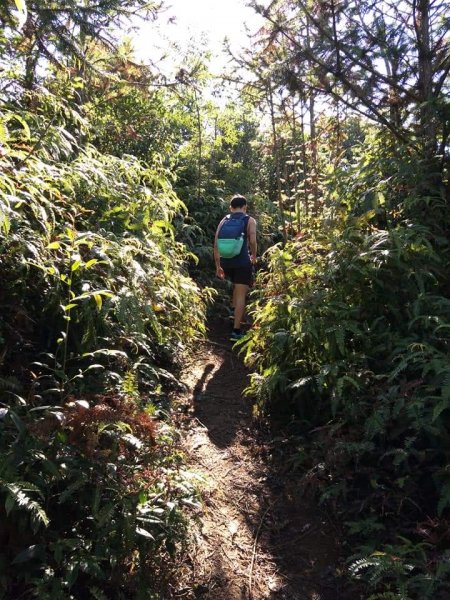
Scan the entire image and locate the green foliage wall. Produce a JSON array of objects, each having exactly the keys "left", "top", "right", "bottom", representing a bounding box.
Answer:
[
  {"left": 0, "top": 111, "right": 205, "bottom": 385},
  {"left": 0, "top": 98, "right": 206, "bottom": 596},
  {"left": 245, "top": 131, "right": 450, "bottom": 598}
]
